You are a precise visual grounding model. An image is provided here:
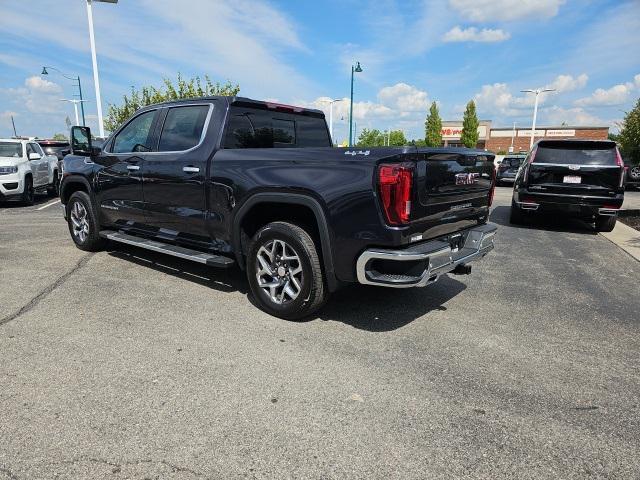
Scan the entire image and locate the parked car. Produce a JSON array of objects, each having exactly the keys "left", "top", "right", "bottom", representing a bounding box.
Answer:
[
  {"left": 496, "top": 155, "right": 526, "bottom": 186},
  {"left": 624, "top": 159, "right": 640, "bottom": 190},
  {"left": 0, "top": 138, "right": 60, "bottom": 204},
  {"left": 510, "top": 140, "right": 625, "bottom": 232},
  {"left": 37, "top": 139, "right": 70, "bottom": 161},
  {"left": 60, "top": 97, "right": 497, "bottom": 319}
]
